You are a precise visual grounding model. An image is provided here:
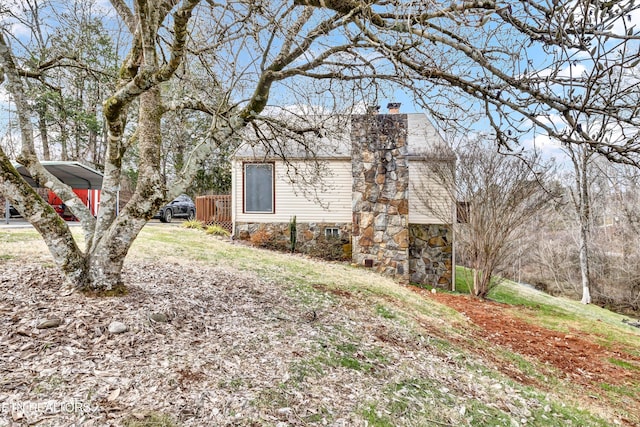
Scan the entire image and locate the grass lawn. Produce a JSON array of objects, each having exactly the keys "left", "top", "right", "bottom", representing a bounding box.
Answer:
[{"left": 0, "top": 226, "right": 638, "bottom": 426}]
